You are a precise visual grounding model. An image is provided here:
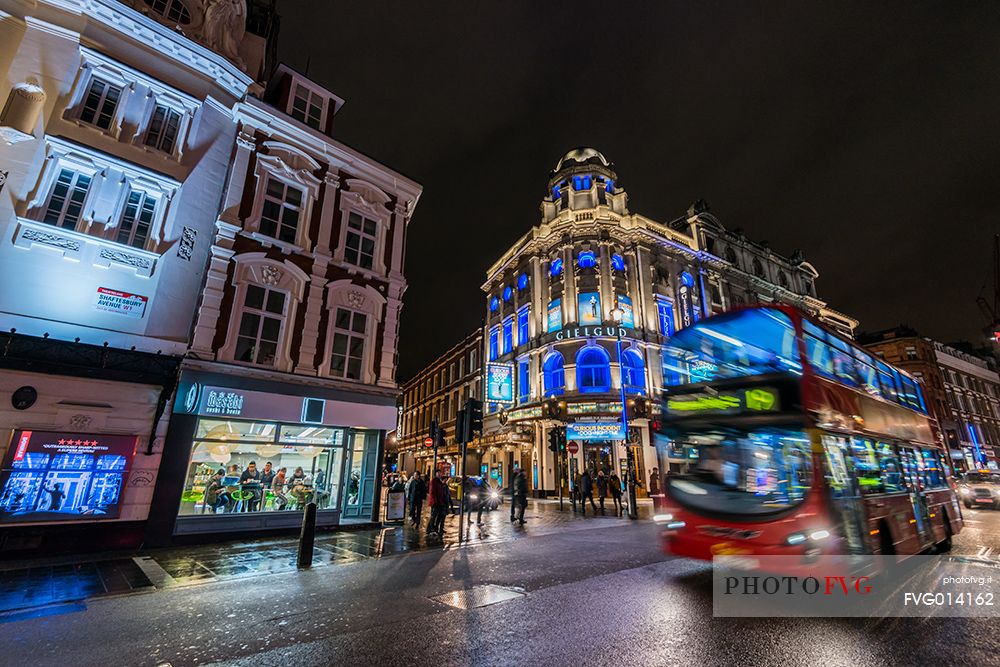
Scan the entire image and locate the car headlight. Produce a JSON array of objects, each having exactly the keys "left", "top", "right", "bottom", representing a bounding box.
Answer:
[
  {"left": 469, "top": 494, "right": 478, "bottom": 500},
  {"left": 489, "top": 491, "right": 499, "bottom": 499},
  {"left": 959, "top": 487, "right": 971, "bottom": 496}
]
